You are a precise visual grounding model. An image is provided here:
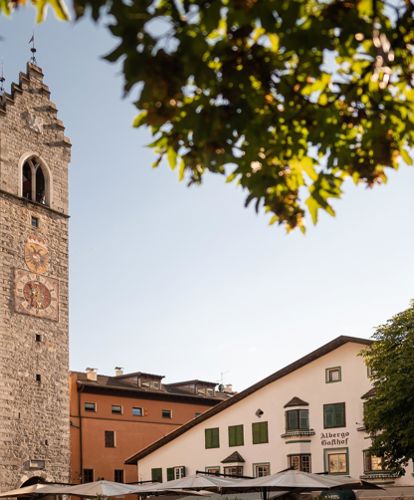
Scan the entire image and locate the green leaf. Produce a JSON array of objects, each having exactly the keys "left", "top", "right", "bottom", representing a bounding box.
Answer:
[
  {"left": 133, "top": 111, "right": 148, "bottom": 128},
  {"left": 167, "top": 147, "right": 177, "bottom": 170},
  {"left": 400, "top": 150, "right": 413, "bottom": 166}
]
